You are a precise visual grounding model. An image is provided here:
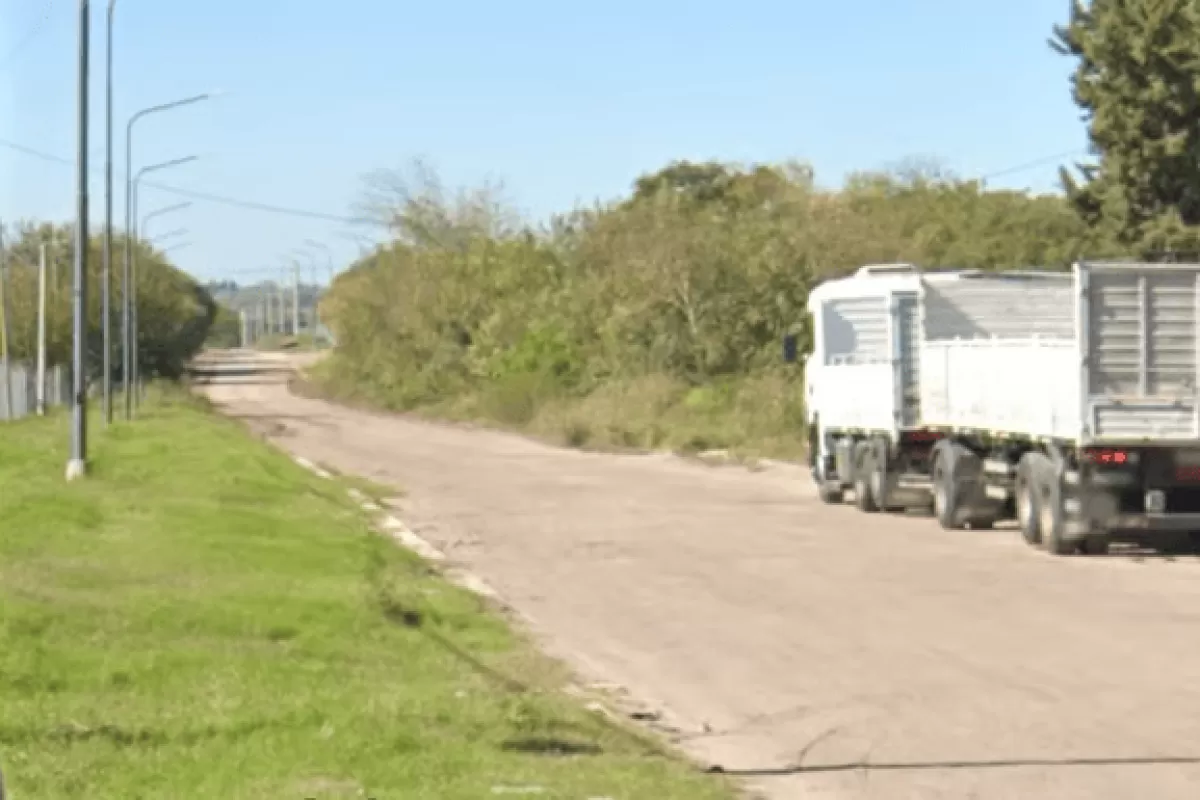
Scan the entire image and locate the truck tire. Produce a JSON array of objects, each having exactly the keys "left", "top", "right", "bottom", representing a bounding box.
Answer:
[
  {"left": 853, "top": 441, "right": 880, "bottom": 513},
  {"left": 811, "top": 436, "right": 844, "bottom": 504},
  {"left": 1015, "top": 453, "right": 1042, "bottom": 546},
  {"left": 868, "top": 438, "right": 899, "bottom": 512},
  {"left": 1018, "top": 452, "right": 1076, "bottom": 555},
  {"left": 818, "top": 483, "right": 845, "bottom": 504},
  {"left": 932, "top": 440, "right": 972, "bottom": 530},
  {"left": 1035, "top": 457, "right": 1074, "bottom": 555}
]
